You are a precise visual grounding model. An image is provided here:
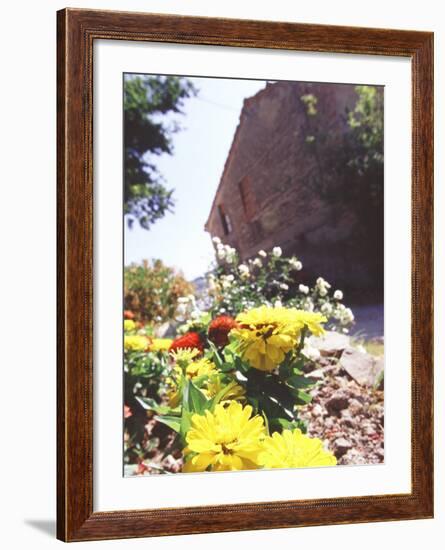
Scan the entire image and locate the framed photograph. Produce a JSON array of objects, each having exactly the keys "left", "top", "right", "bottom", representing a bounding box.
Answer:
[{"left": 57, "top": 8, "right": 434, "bottom": 542}]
